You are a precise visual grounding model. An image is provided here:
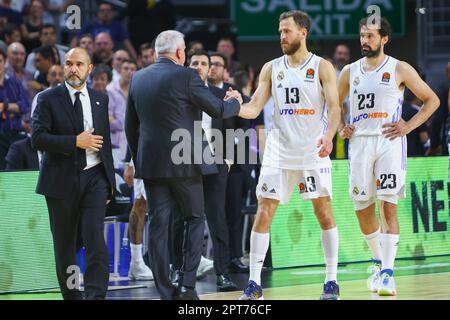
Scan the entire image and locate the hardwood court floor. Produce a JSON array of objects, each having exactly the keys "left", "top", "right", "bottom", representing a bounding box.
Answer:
[{"left": 2, "top": 256, "right": 450, "bottom": 300}]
